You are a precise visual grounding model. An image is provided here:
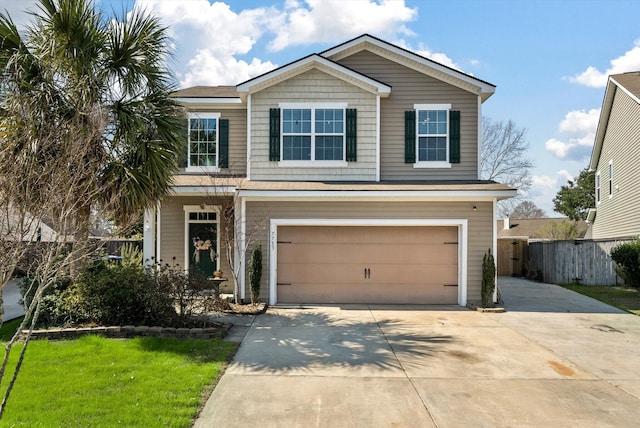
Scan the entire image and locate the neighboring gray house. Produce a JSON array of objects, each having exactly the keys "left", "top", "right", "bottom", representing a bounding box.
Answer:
[
  {"left": 587, "top": 72, "right": 640, "bottom": 239},
  {"left": 143, "top": 34, "right": 516, "bottom": 306}
]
